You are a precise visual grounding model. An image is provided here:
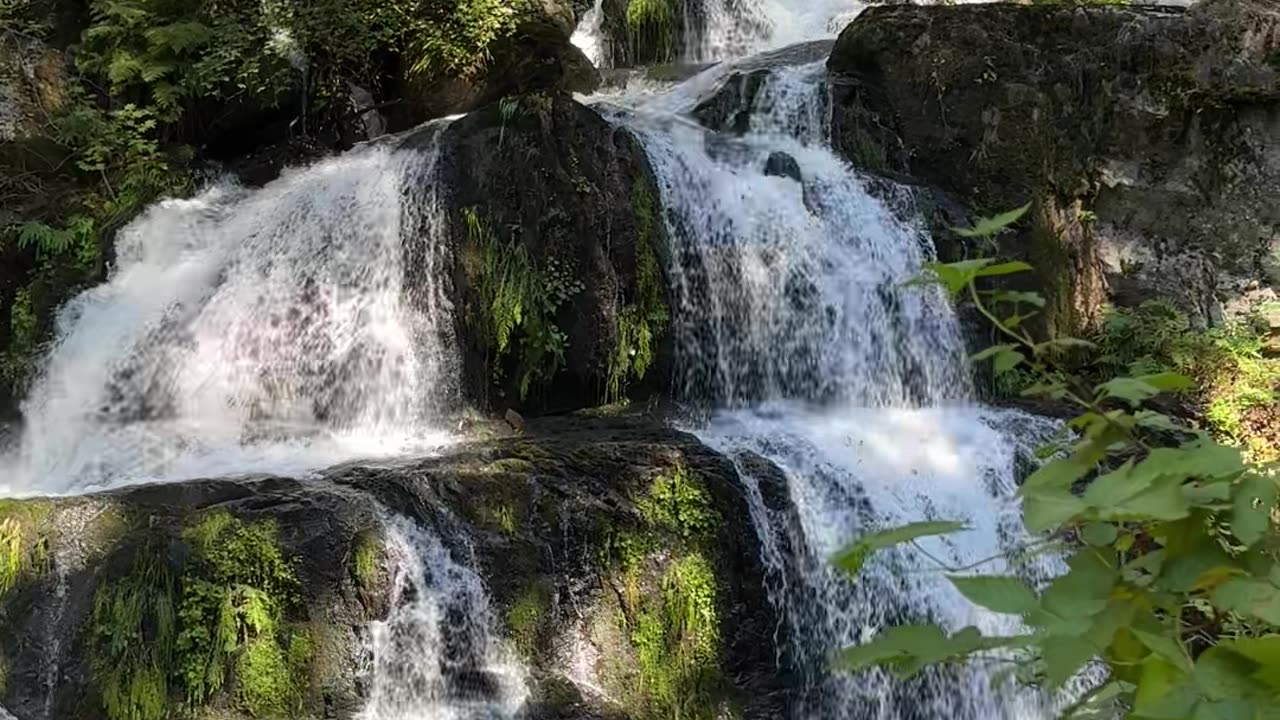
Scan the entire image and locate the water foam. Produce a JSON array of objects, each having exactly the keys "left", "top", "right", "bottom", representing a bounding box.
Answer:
[{"left": 1, "top": 127, "right": 459, "bottom": 496}]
